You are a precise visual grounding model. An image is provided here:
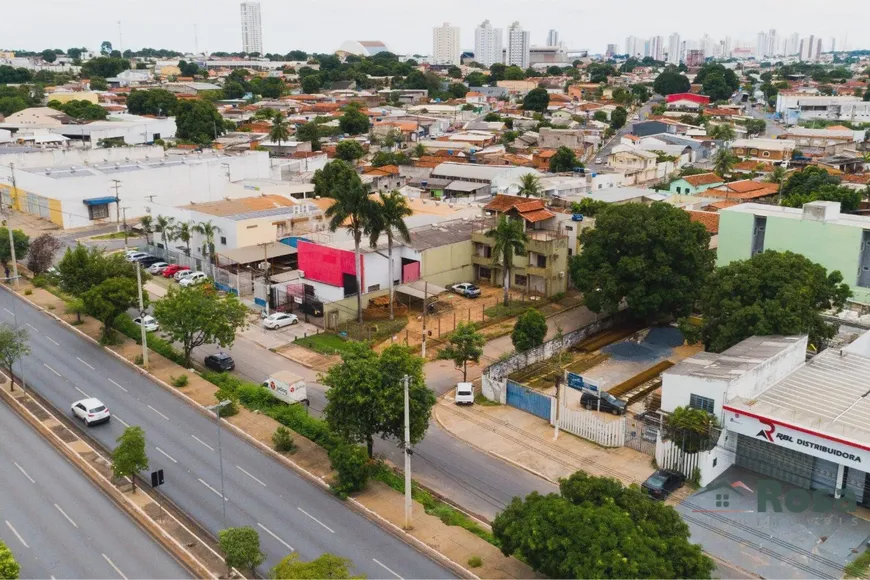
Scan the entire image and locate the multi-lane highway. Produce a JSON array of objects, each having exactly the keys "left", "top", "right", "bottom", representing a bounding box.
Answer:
[
  {"left": 0, "top": 289, "right": 452, "bottom": 579},
  {"left": 0, "top": 392, "right": 189, "bottom": 579}
]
